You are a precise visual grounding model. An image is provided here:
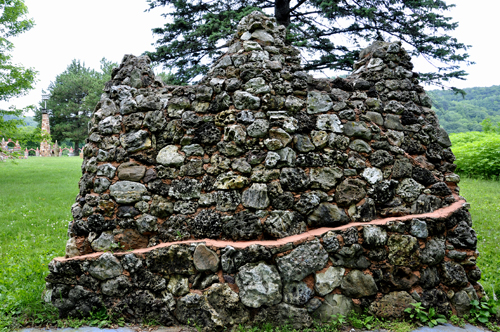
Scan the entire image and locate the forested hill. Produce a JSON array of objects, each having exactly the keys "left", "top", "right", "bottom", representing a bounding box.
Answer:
[
  {"left": 428, "top": 85, "right": 500, "bottom": 133},
  {"left": 1, "top": 114, "right": 37, "bottom": 127}
]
